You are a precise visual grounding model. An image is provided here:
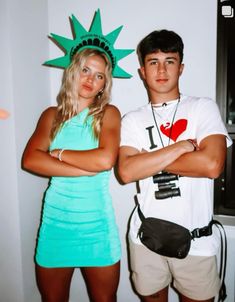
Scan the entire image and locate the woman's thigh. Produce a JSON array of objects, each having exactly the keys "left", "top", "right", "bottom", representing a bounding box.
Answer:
[
  {"left": 81, "top": 261, "right": 120, "bottom": 302},
  {"left": 35, "top": 264, "right": 74, "bottom": 302}
]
